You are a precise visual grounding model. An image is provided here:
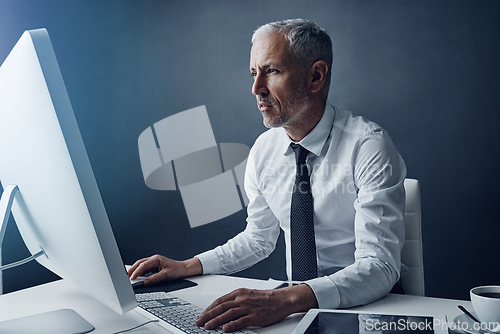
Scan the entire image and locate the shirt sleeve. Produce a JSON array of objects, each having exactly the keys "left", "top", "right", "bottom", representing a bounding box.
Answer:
[
  {"left": 196, "top": 146, "right": 281, "bottom": 275},
  {"left": 306, "top": 128, "right": 407, "bottom": 309}
]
